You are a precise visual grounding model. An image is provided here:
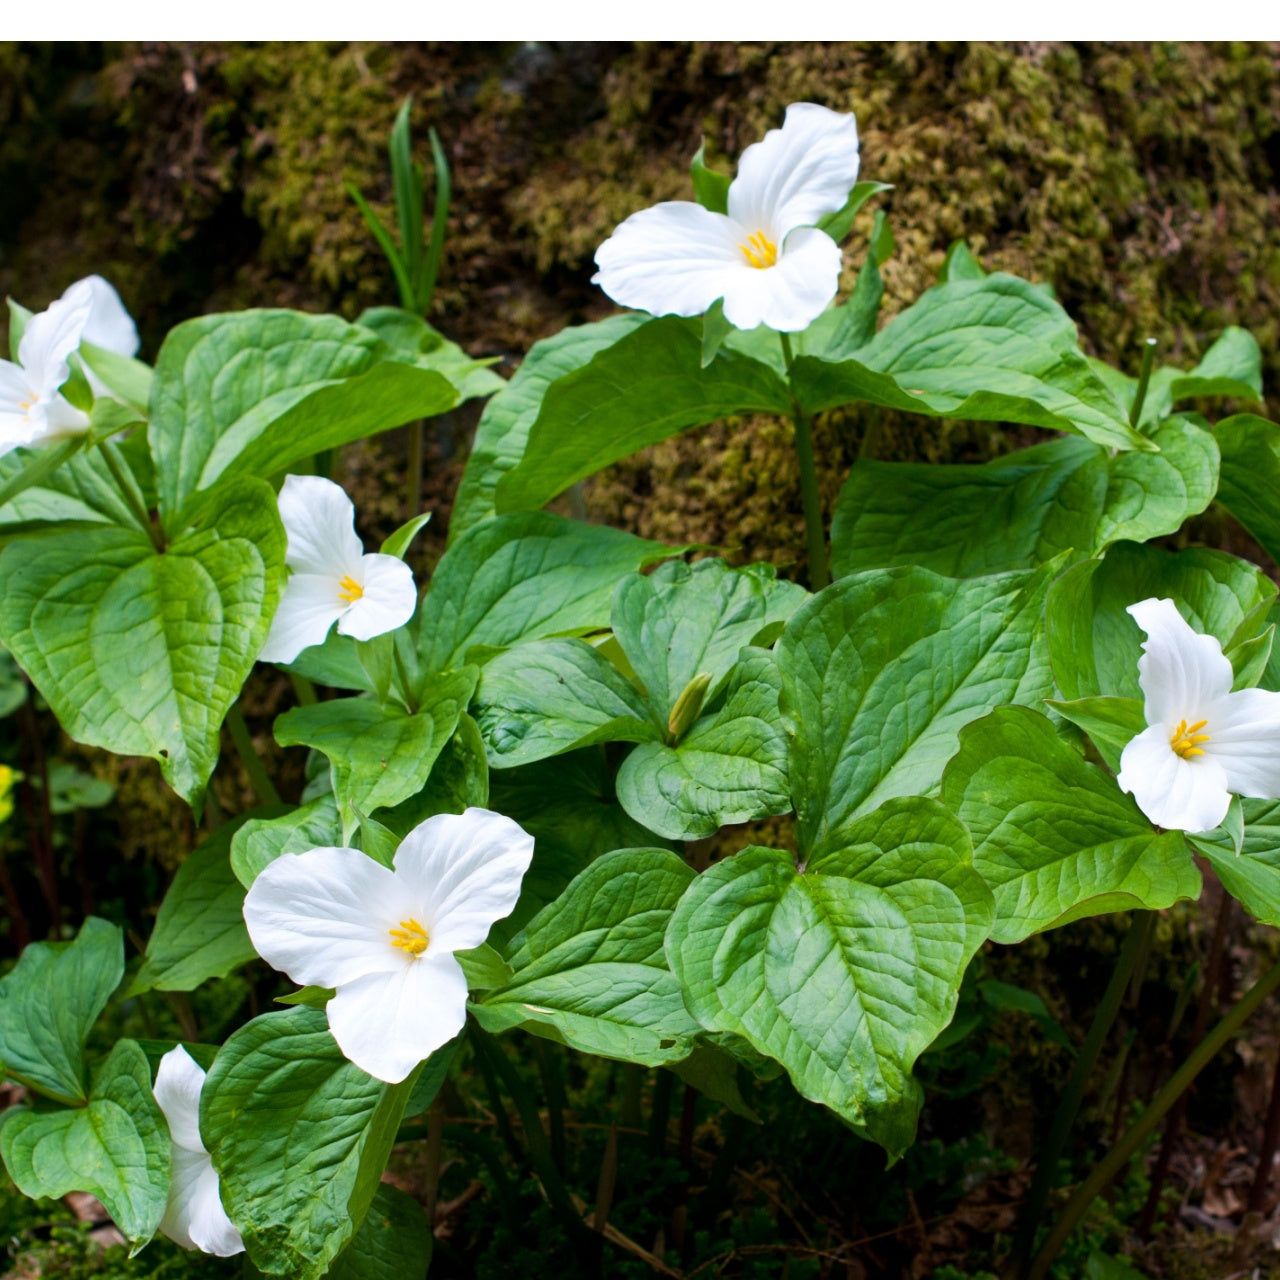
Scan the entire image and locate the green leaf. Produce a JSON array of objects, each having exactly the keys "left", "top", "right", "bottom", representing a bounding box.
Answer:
[
  {"left": 474, "top": 638, "right": 657, "bottom": 769},
  {"left": 326, "top": 1183, "right": 431, "bottom": 1280},
  {"left": 231, "top": 794, "right": 342, "bottom": 889},
  {"left": 415, "top": 512, "right": 675, "bottom": 677},
  {"left": 796, "top": 248, "right": 883, "bottom": 361},
  {"left": 1215, "top": 415, "right": 1280, "bottom": 567},
  {"left": 830, "top": 418, "right": 1218, "bottom": 579},
  {"left": 616, "top": 648, "right": 791, "bottom": 840},
  {"left": 355, "top": 308, "right": 502, "bottom": 404},
  {"left": 1046, "top": 696, "right": 1145, "bottom": 772},
  {"left": 1228, "top": 624, "right": 1275, "bottom": 691},
  {"left": 938, "top": 241, "right": 987, "bottom": 283},
  {"left": 0, "top": 1039, "right": 169, "bottom": 1250},
  {"left": 80, "top": 341, "right": 153, "bottom": 416},
  {"left": 149, "top": 311, "right": 457, "bottom": 525},
  {"left": 451, "top": 314, "right": 647, "bottom": 542},
  {"left": 129, "top": 813, "right": 278, "bottom": 996},
  {"left": 488, "top": 749, "right": 672, "bottom": 940},
  {"left": 0, "top": 917, "right": 123, "bottom": 1104},
  {"left": 477, "top": 848, "right": 700, "bottom": 1065},
  {"left": 701, "top": 298, "right": 734, "bottom": 367},
  {"left": 1170, "top": 328, "right": 1263, "bottom": 405},
  {"left": 281, "top": 628, "right": 375, "bottom": 695},
  {"left": 1196, "top": 798, "right": 1280, "bottom": 925},
  {"left": 0, "top": 436, "right": 143, "bottom": 534},
  {"left": 273, "top": 669, "right": 476, "bottom": 839},
  {"left": 942, "top": 706, "right": 1200, "bottom": 942},
  {"left": 1045, "top": 541, "right": 1277, "bottom": 704},
  {"left": 815, "top": 180, "right": 893, "bottom": 243},
  {"left": 494, "top": 315, "right": 793, "bottom": 511},
  {"left": 789, "top": 274, "right": 1149, "bottom": 453},
  {"left": 455, "top": 944, "right": 513, "bottom": 991},
  {"left": 379, "top": 511, "right": 432, "bottom": 560},
  {"left": 347, "top": 184, "right": 416, "bottom": 312},
  {"left": 690, "top": 140, "right": 730, "bottom": 214},
  {"left": 778, "top": 563, "right": 1055, "bottom": 858},
  {"left": 0, "top": 477, "right": 285, "bottom": 807},
  {"left": 665, "top": 798, "right": 993, "bottom": 1157},
  {"left": 612, "top": 558, "right": 808, "bottom": 721},
  {"left": 202, "top": 1007, "right": 420, "bottom": 1279}
]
